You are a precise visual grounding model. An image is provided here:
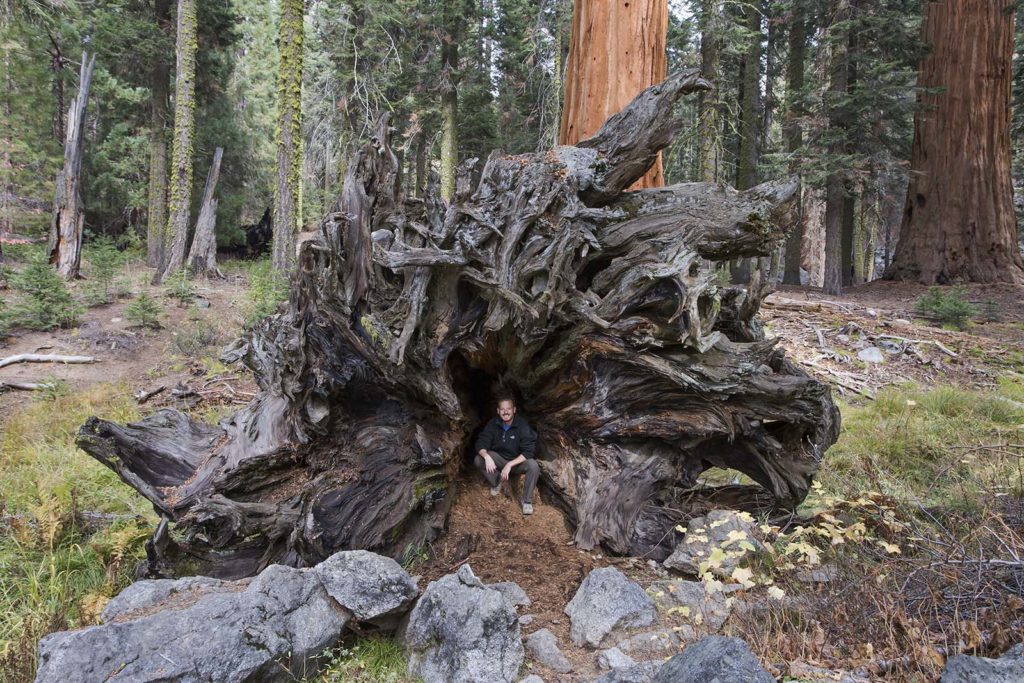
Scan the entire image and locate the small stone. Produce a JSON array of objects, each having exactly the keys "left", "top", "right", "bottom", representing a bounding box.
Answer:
[
  {"left": 195, "top": 297, "right": 211, "bottom": 309},
  {"left": 525, "top": 628, "right": 572, "bottom": 673},
  {"left": 615, "top": 628, "right": 682, "bottom": 657},
  {"left": 648, "top": 579, "right": 735, "bottom": 631},
  {"left": 857, "top": 346, "right": 885, "bottom": 363},
  {"left": 592, "top": 661, "right": 663, "bottom": 683},
  {"left": 597, "top": 647, "right": 635, "bottom": 670},
  {"left": 110, "top": 317, "right": 122, "bottom": 323},
  {"left": 490, "top": 581, "right": 531, "bottom": 608},
  {"left": 519, "top": 676, "right": 545, "bottom": 683},
  {"left": 519, "top": 614, "right": 535, "bottom": 626}
]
